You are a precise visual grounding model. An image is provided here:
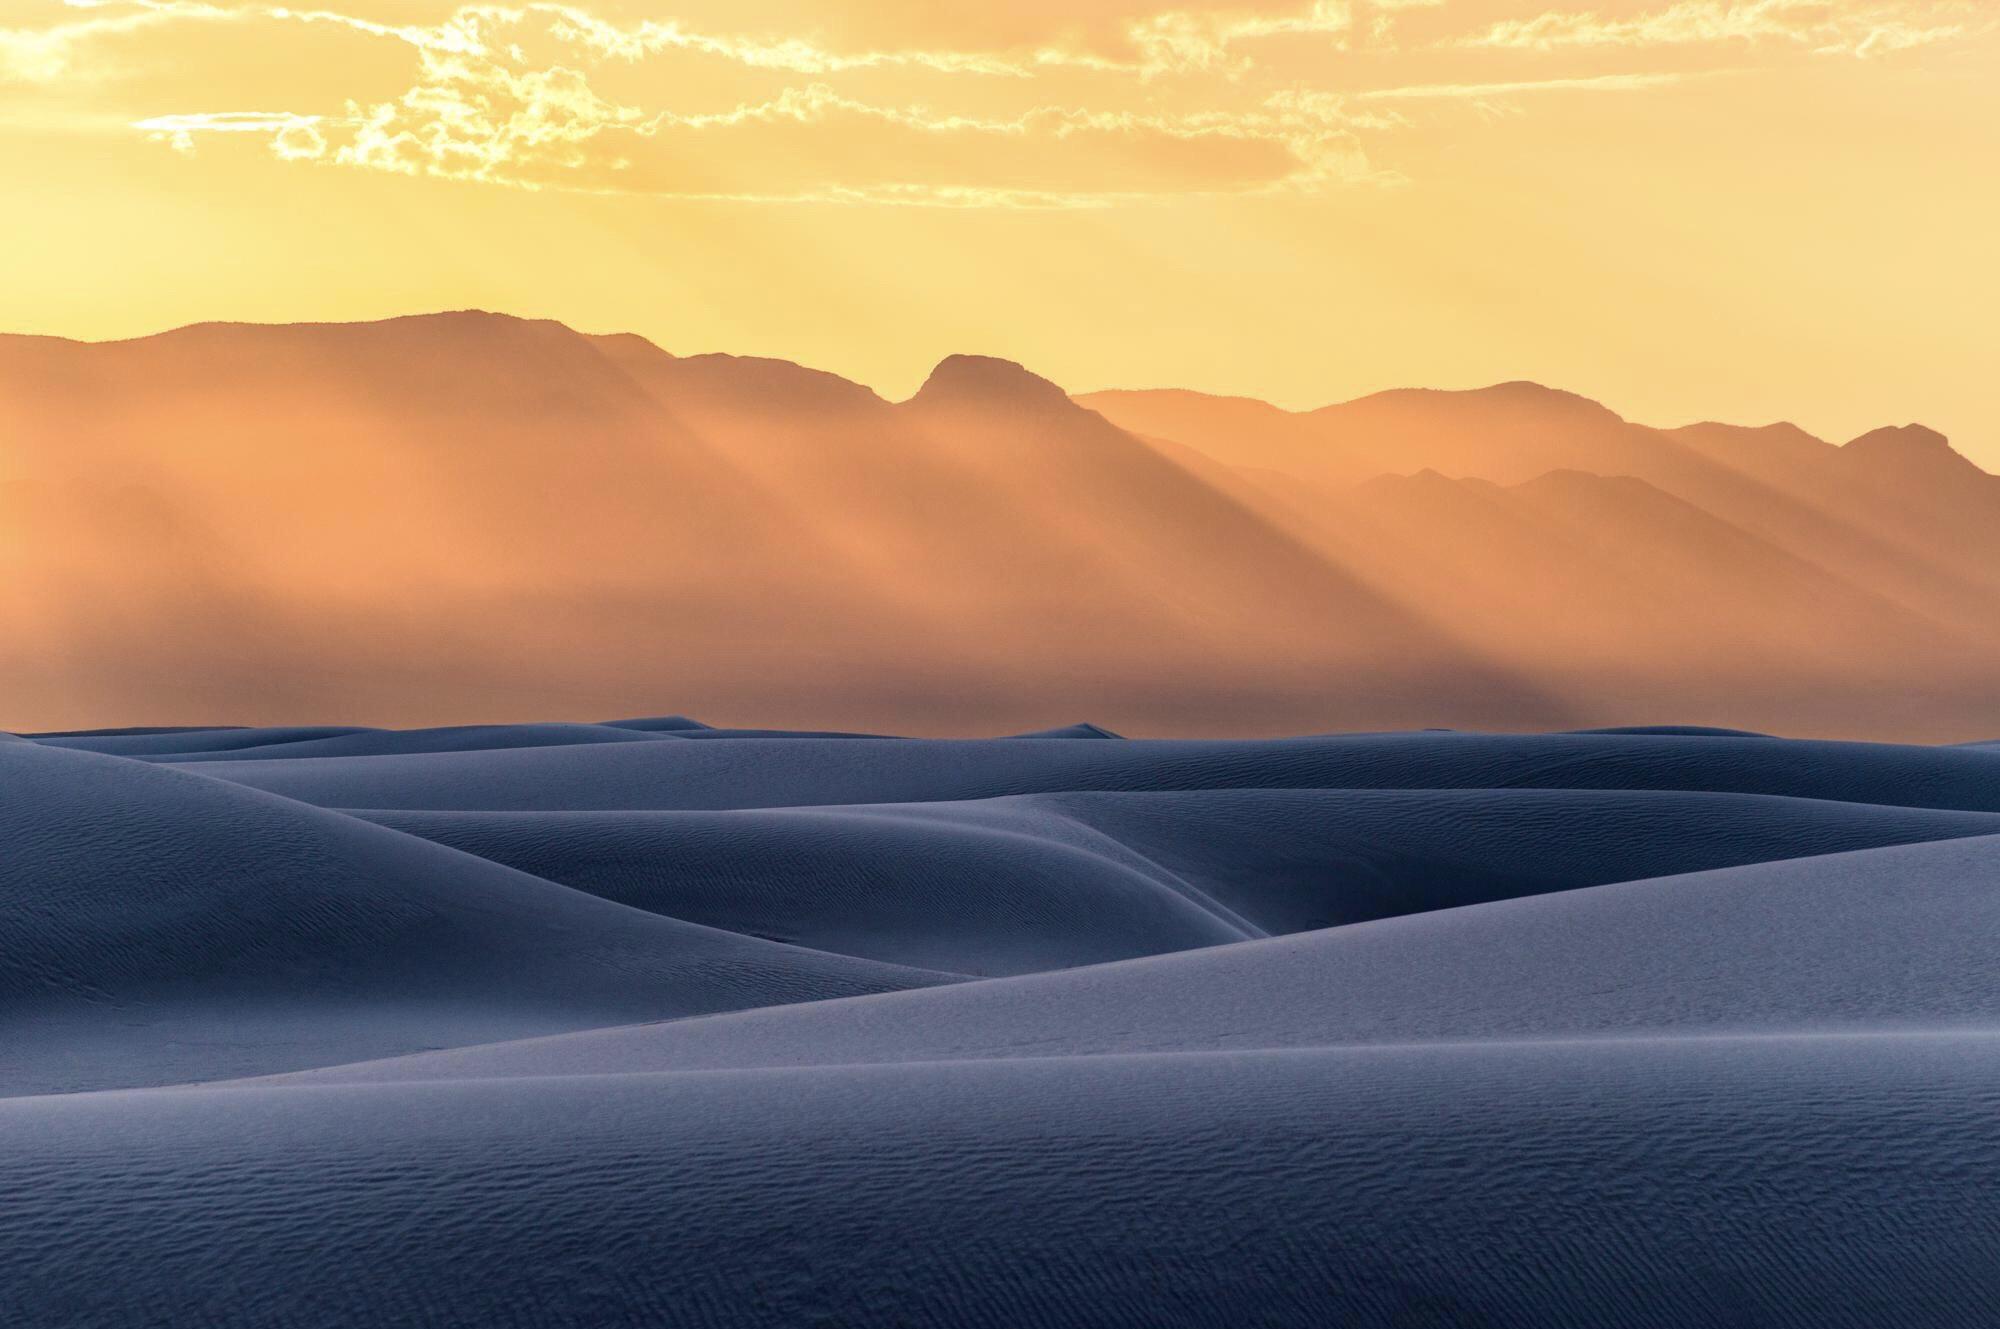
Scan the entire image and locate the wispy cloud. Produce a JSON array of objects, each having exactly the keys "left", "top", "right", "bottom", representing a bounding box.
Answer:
[
  {"left": 1, "top": 1, "right": 225, "bottom": 83},
  {"left": 1357, "top": 70, "right": 1695, "bottom": 98},
  {"left": 1466, "top": 1, "right": 1980, "bottom": 58},
  {"left": 162, "top": 69, "right": 1388, "bottom": 205},
  {"left": 100, "top": 0, "right": 1407, "bottom": 204},
  {"left": 1118, "top": 1, "right": 1356, "bottom": 77},
  {"left": 10, "top": 0, "right": 1980, "bottom": 205},
  {"left": 135, "top": 108, "right": 324, "bottom": 156},
  {"left": 529, "top": 4, "right": 1037, "bottom": 77}
]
